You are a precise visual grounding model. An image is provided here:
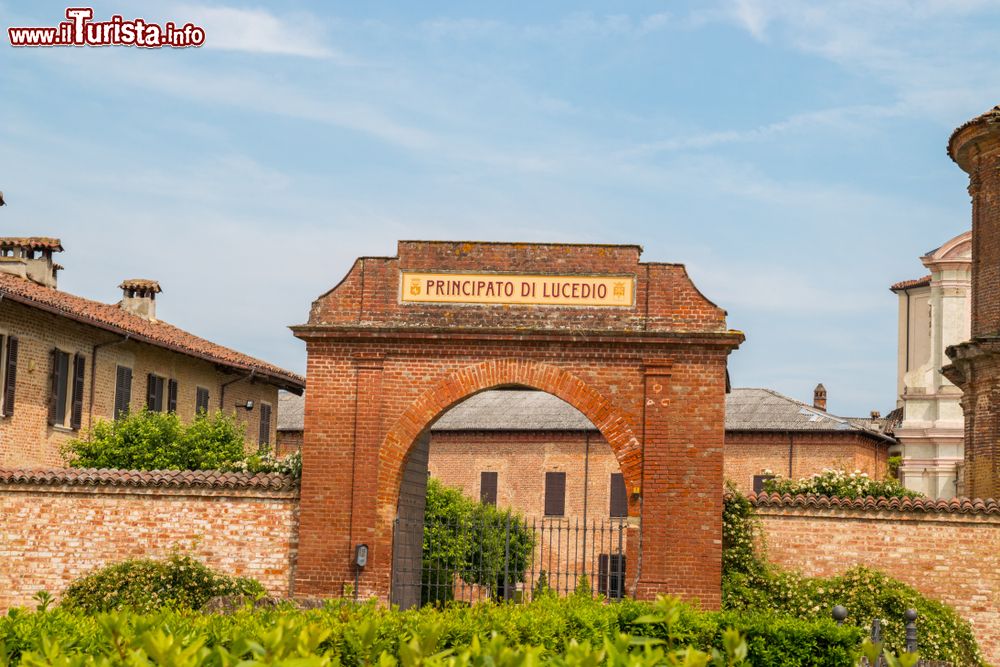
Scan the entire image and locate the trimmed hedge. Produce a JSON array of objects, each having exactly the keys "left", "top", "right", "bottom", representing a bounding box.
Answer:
[{"left": 0, "top": 594, "right": 862, "bottom": 666}]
